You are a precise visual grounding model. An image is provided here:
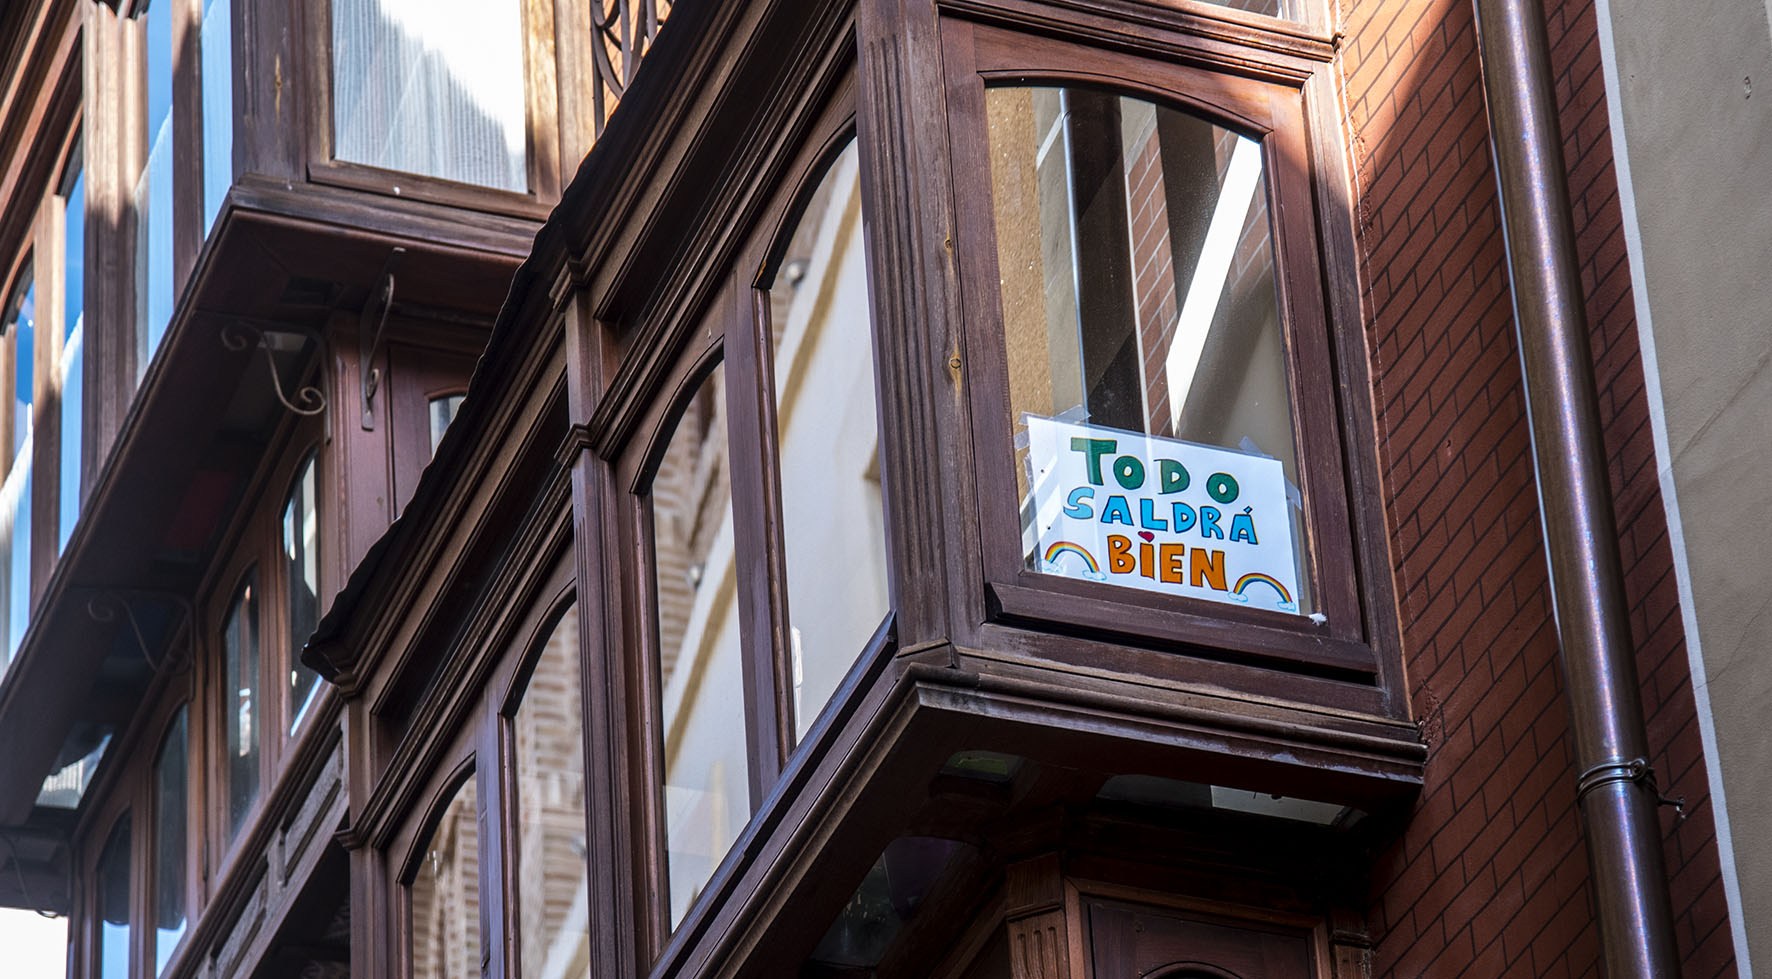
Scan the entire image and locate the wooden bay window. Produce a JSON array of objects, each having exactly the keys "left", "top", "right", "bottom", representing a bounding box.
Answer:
[
  {"left": 604, "top": 72, "right": 903, "bottom": 948},
  {"left": 928, "top": 5, "right": 1397, "bottom": 698}
]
